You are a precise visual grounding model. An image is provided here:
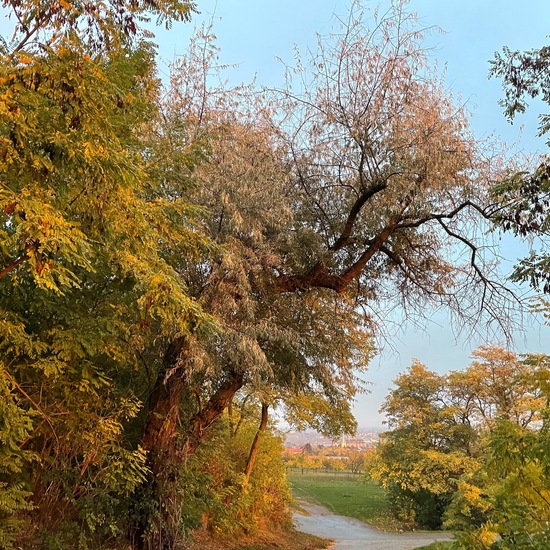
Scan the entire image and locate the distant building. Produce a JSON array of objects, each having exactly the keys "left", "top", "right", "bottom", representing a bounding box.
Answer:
[
  {"left": 340, "top": 436, "right": 371, "bottom": 449},
  {"left": 284, "top": 427, "right": 380, "bottom": 449},
  {"left": 346, "top": 439, "right": 370, "bottom": 449}
]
